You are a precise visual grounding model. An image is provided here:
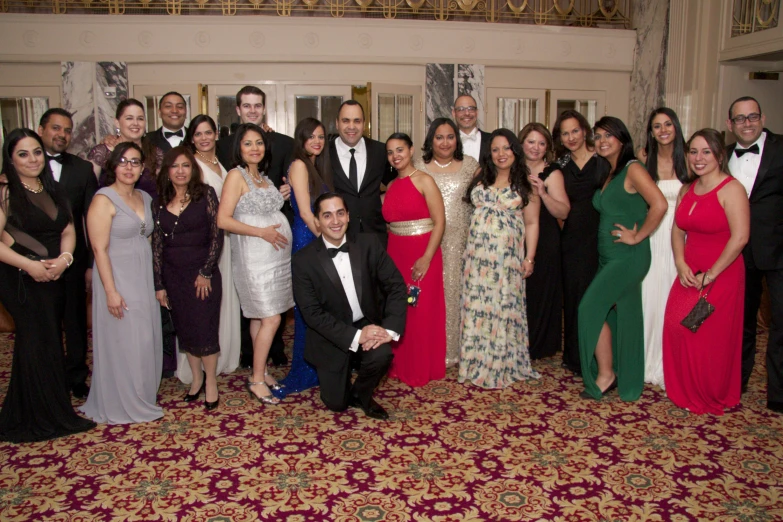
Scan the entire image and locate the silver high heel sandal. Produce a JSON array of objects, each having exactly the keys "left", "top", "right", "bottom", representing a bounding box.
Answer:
[
  {"left": 246, "top": 381, "right": 280, "bottom": 405},
  {"left": 265, "top": 371, "right": 284, "bottom": 392}
]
